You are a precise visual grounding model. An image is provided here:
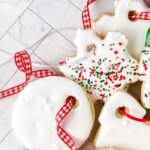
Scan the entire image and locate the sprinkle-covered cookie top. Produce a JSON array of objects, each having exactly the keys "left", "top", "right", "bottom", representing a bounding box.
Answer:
[
  {"left": 138, "top": 46, "right": 150, "bottom": 108},
  {"left": 60, "top": 30, "right": 138, "bottom": 102}
]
